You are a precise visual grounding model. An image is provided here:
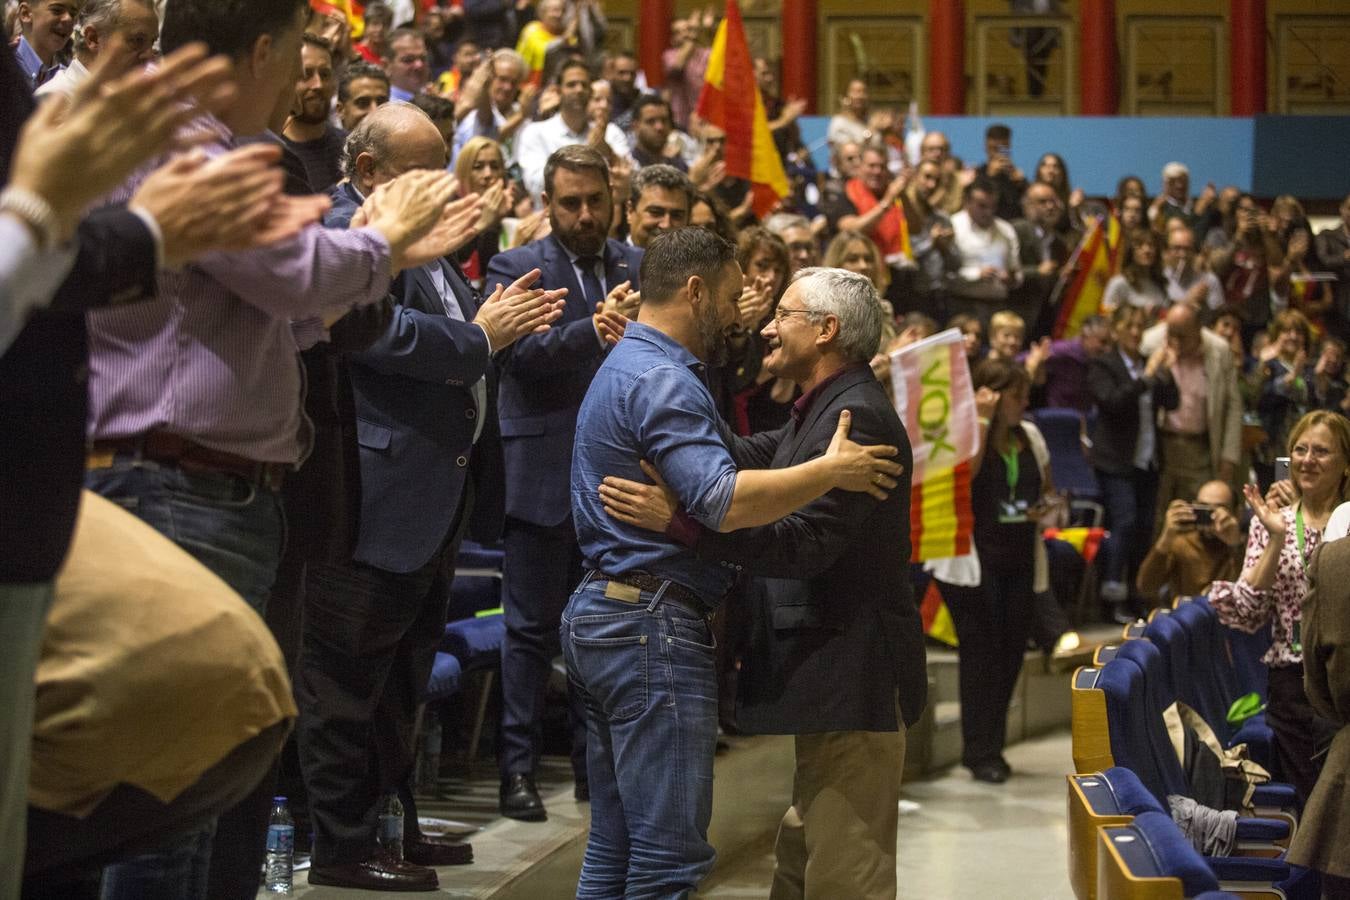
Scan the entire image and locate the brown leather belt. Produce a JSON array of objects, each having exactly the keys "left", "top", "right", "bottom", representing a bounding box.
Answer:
[
  {"left": 594, "top": 571, "right": 710, "bottom": 614},
  {"left": 88, "top": 430, "right": 287, "bottom": 492}
]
